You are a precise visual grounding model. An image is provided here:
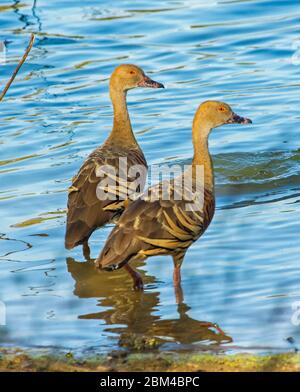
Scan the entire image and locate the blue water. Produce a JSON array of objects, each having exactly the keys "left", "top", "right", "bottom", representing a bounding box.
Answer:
[{"left": 1, "top": 0, "right": 300, "bottom": 355}]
